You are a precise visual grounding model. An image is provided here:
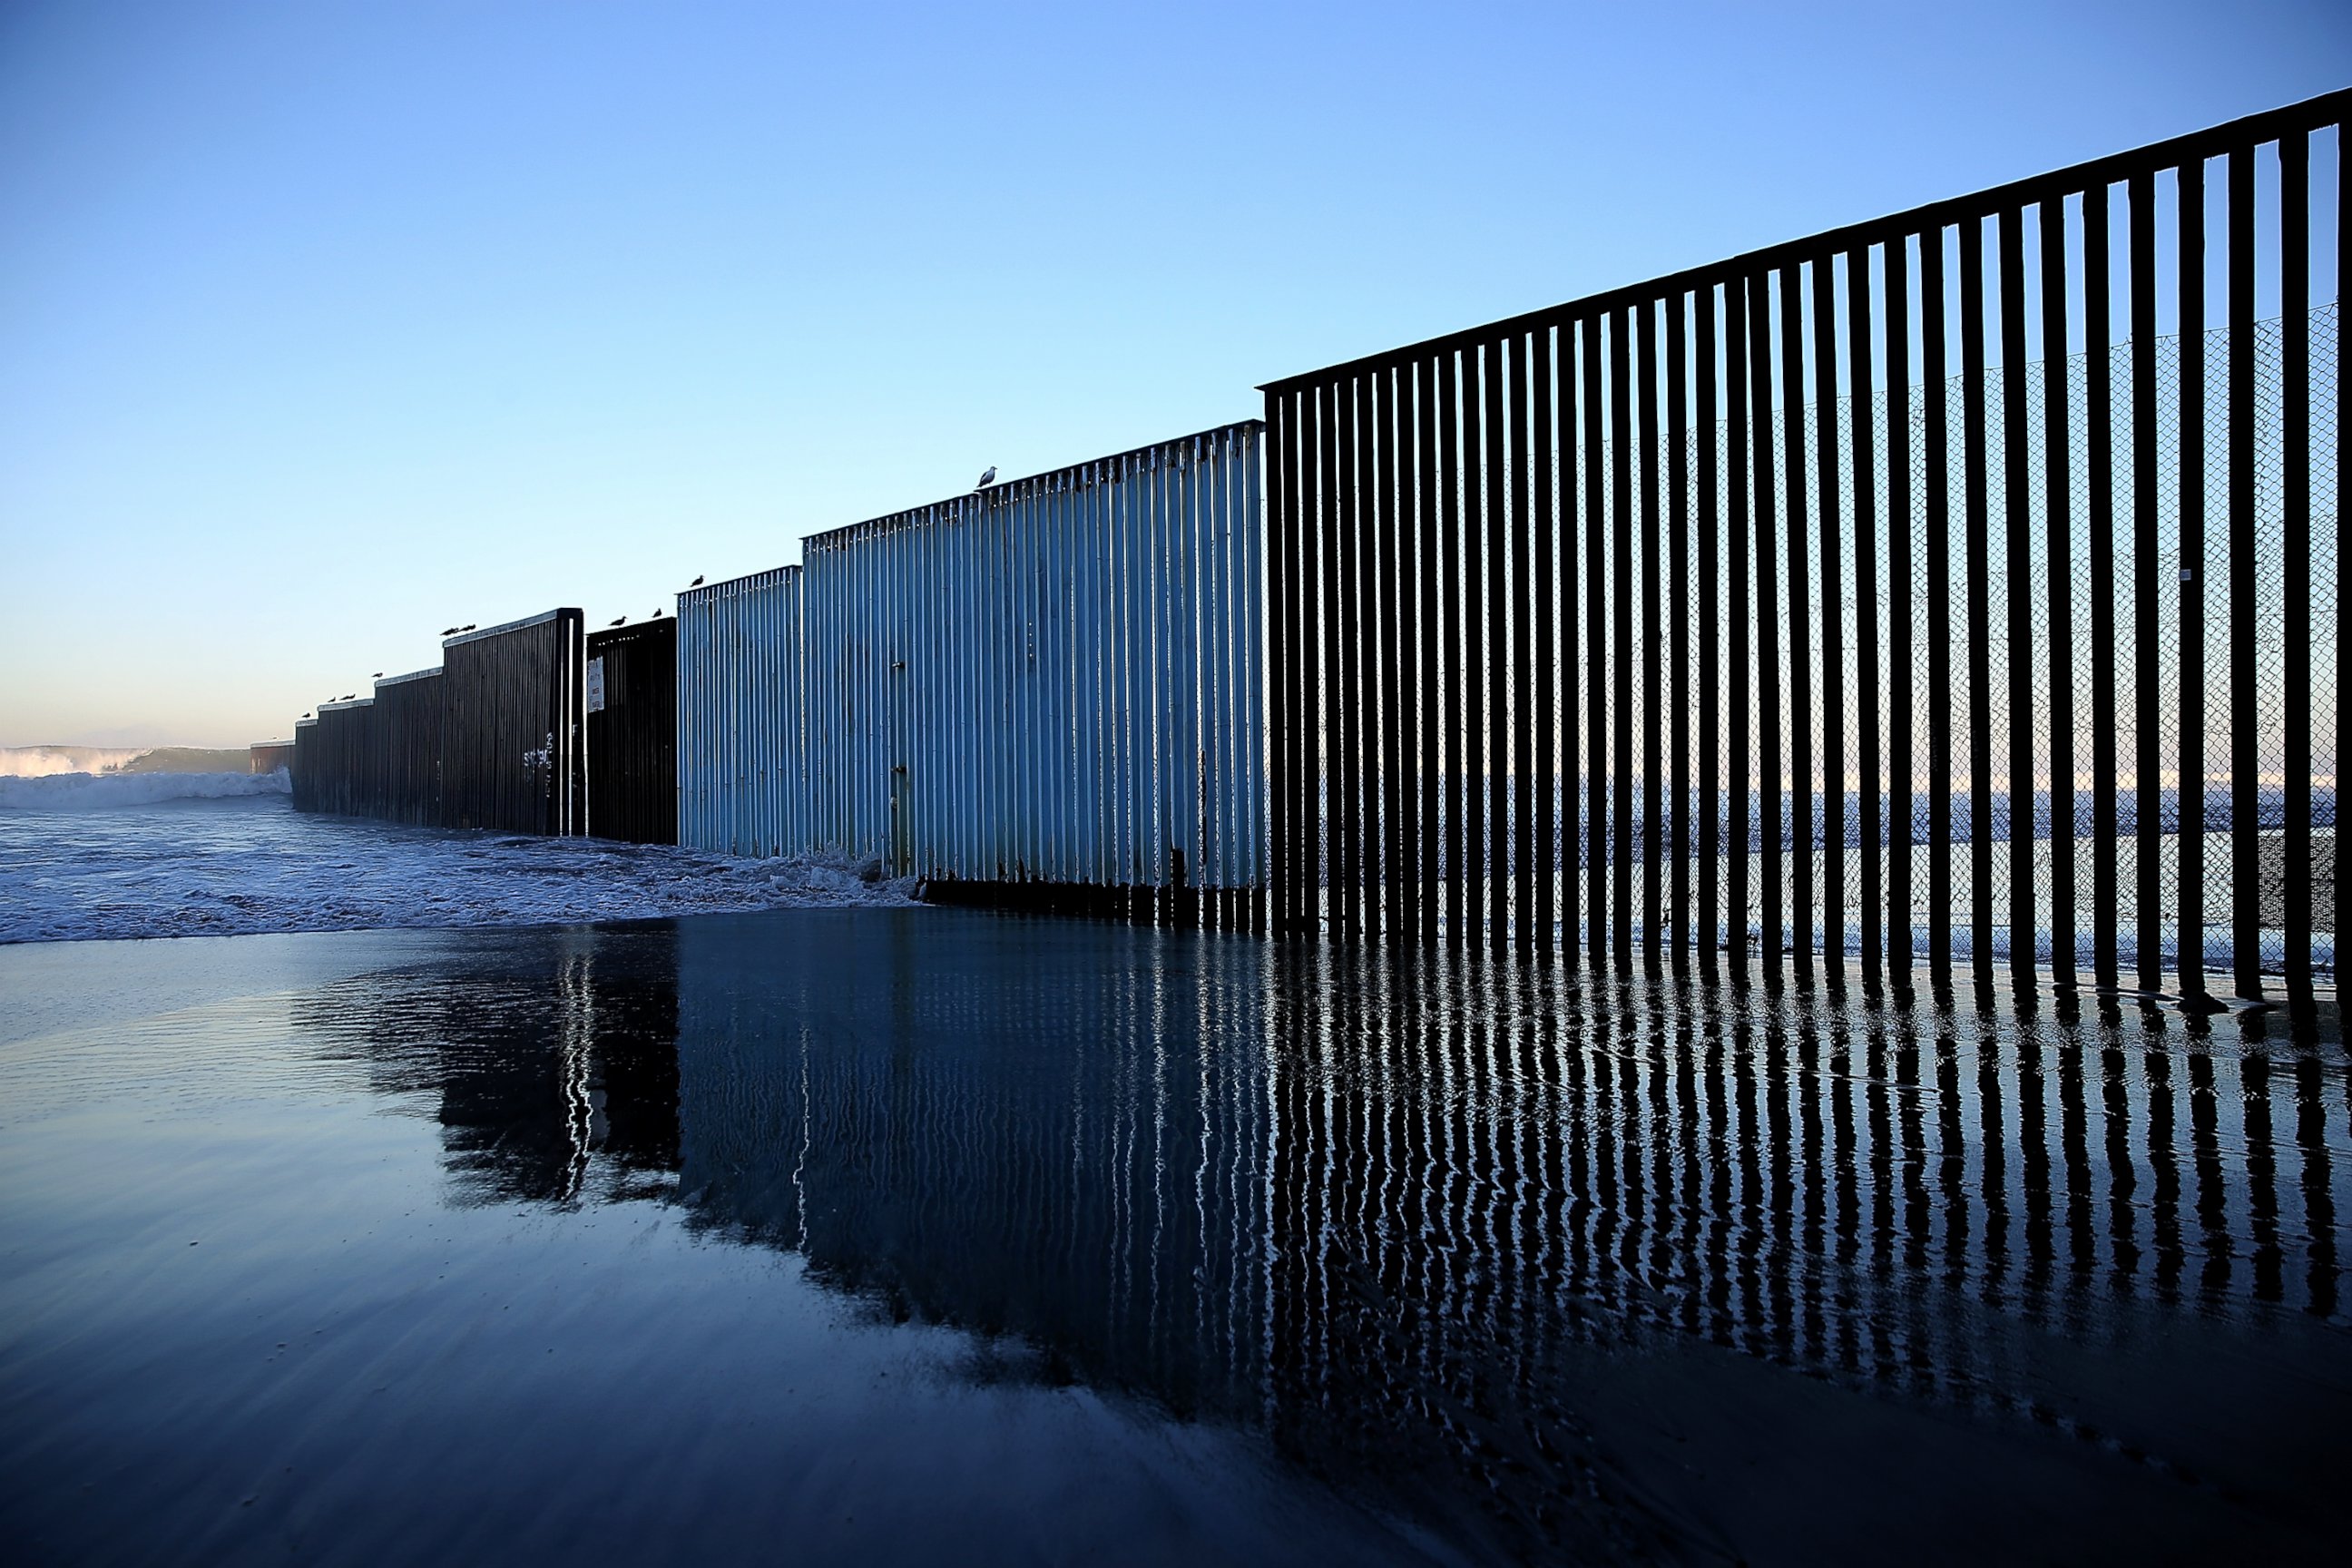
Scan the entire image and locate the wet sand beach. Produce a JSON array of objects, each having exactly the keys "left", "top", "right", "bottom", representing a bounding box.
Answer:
[{"left": 3, "top": 909, "right": 2347, "bottom": 1564}]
